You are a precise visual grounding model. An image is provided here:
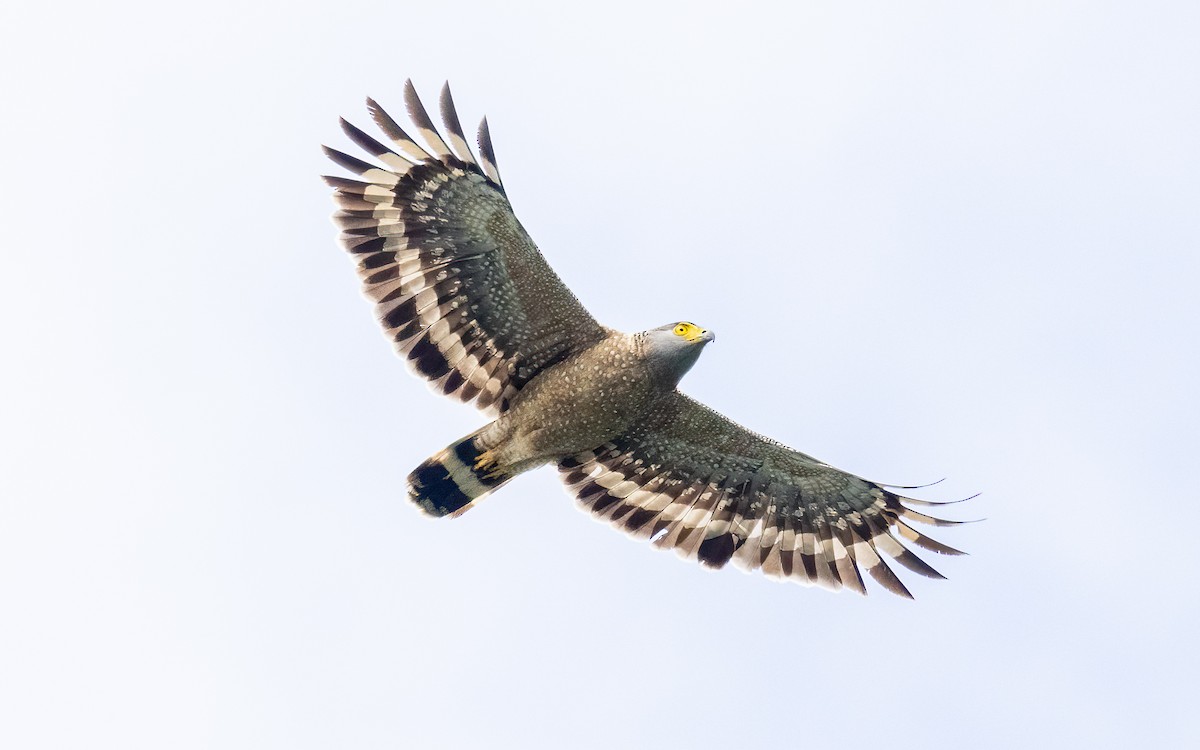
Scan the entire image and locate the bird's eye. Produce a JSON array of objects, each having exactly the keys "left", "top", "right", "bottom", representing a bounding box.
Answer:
[{"left": 674, "top": 324, "right": 689, "bottom": 336}]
